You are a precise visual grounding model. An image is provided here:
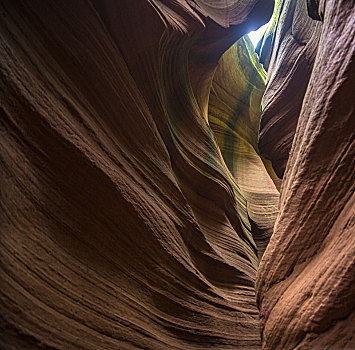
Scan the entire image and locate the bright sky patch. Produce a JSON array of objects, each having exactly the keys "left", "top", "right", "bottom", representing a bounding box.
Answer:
[{"left": 247, "top": 23, "right": 269, "bottom": 48}]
